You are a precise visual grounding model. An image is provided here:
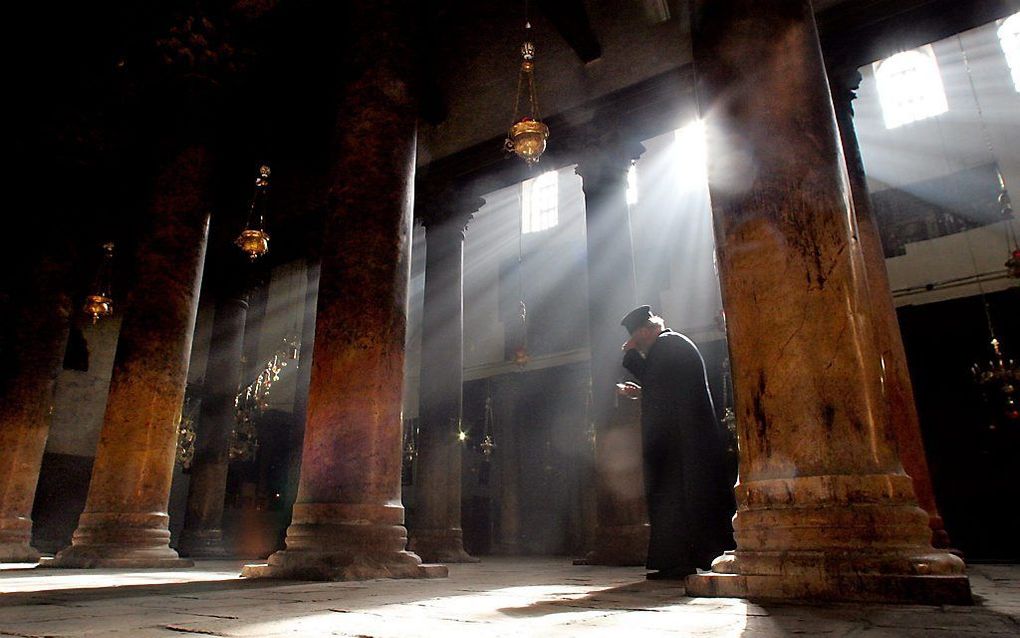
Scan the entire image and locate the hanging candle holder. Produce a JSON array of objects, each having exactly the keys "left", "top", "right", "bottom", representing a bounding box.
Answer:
[
  {"left": 236, "top": 164, "right": 271, "bottom": 260},
  {"left": 504, "top": 15, "right": 549, "bottom": 166},
  {"left": 513, "top": 300, "right": 530, "bottom": 367},
  {"left": 479, "top": 394, "right": 497, "bottom": 459},
  {"left": 972, "top": 336, "right": 1020, "bottom": 421},
  {"left": 403, "top": 419, "right": 418, "bottom": 464},
  {"left": 82, "top": 242, "right": 115, "bottom": 324},
  {"left": 175, "top": 395, "right": 198, "bottom": 469}
]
